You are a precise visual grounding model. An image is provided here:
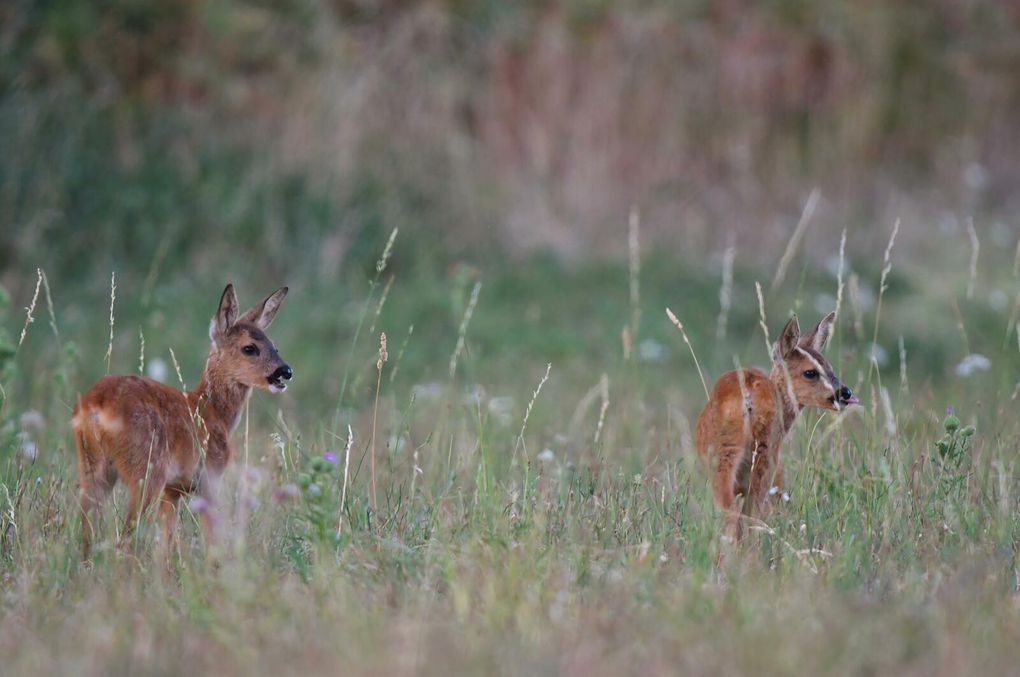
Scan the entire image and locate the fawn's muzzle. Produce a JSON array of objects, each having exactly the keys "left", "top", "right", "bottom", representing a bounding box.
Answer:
[
  {"left": 268, "top": 365, "right": 293, "bottom": 392},
  {"left": 837, "top": 385, "right": 859, "bottom": 406}
]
